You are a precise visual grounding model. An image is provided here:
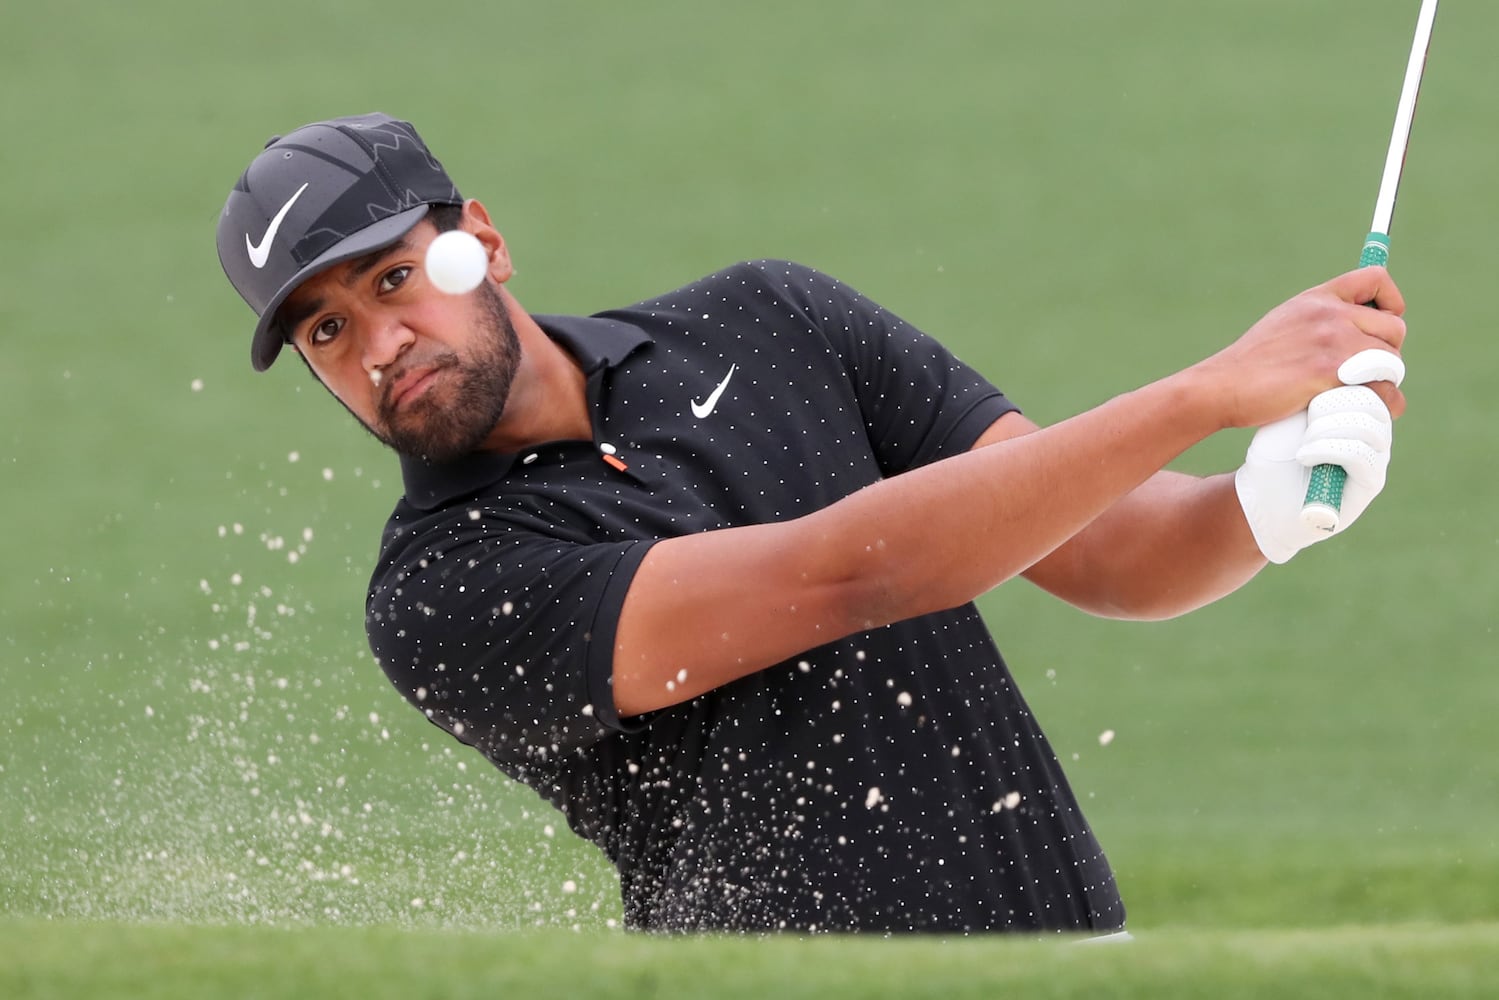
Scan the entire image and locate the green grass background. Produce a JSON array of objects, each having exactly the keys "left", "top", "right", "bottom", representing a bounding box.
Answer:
[{"left": 2, "top": 0, "right": 1496, "bottom": 994}]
